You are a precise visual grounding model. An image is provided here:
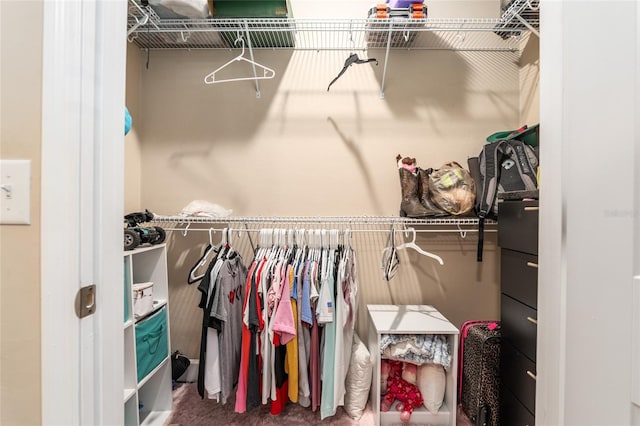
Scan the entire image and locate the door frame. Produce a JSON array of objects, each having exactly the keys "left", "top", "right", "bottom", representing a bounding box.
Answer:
[
  {"left": 41, "top": 0, "right": 127, "bottom": 424},
  {"left": 538, "top": 1, "right": 639, "bottom": 424},
  {"left": 38, "top": 1, "right": 640, "bottom": 425}
]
